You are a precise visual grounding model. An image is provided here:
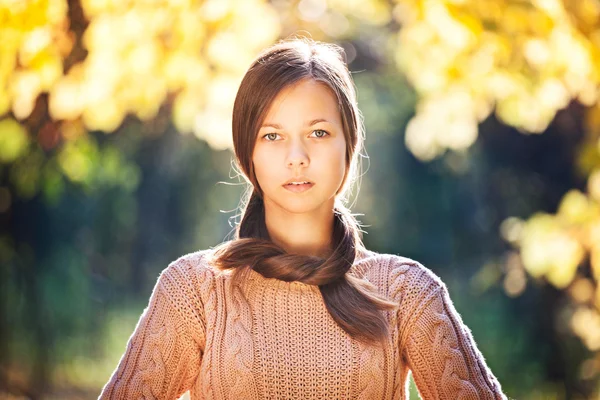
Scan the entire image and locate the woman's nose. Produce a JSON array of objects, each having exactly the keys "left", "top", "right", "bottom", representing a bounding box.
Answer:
[{"left": 286, "top": 142, "right": 309, "bottom": 168}]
